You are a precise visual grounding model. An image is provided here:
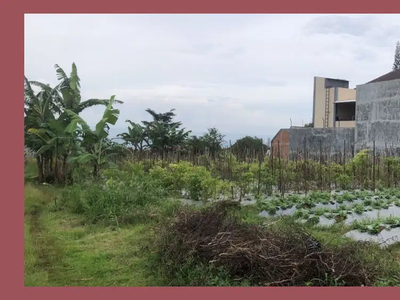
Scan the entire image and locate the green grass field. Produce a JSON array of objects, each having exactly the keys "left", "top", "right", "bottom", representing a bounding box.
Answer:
[
  {"left": 24, "top": 182, "right": 400, "bottom": 286},
  {"left": 24, "top": 183, "right": 164, "bottom": 286}
]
